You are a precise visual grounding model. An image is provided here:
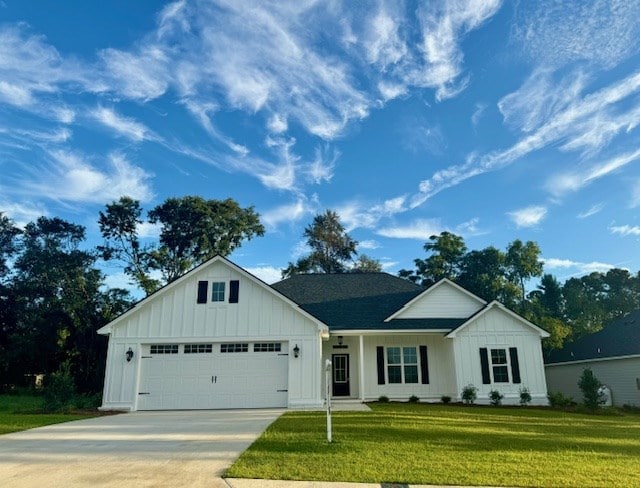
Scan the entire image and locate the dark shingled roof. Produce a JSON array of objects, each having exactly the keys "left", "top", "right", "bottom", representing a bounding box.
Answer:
[
  {"left": 545, "top": 310, "right": 640, "bottom": 364},
  {"left": 271, "top": 273, "right": 466, "bottom": 331}
]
